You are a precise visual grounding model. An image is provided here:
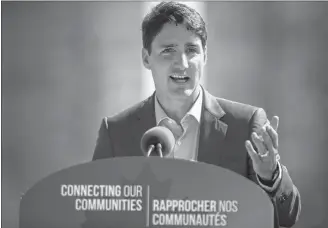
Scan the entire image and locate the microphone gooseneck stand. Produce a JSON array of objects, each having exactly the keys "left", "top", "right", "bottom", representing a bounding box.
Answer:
[
  {"left": 156, "top": 143, "right": 163, "bottom": 157},
  {"left": 146, "top": 143, "right": 164, "bottom": 157},
  {"left": 146, "top": 145, "right": 155, "bottom": 157}
]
